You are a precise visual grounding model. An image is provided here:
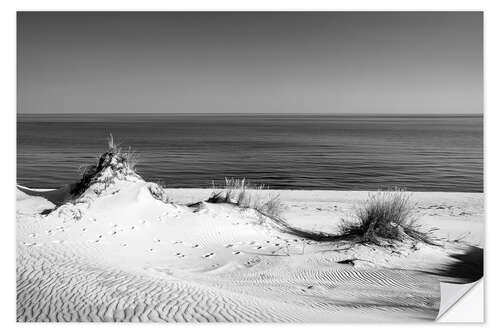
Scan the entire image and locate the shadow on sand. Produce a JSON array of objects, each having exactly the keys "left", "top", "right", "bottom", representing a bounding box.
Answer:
[
  {"left": 433, "top": 246, "right": 483, "bottom": 284},
  {"left": 17, "top": 184, "right": 73, "bottom": 206}
]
